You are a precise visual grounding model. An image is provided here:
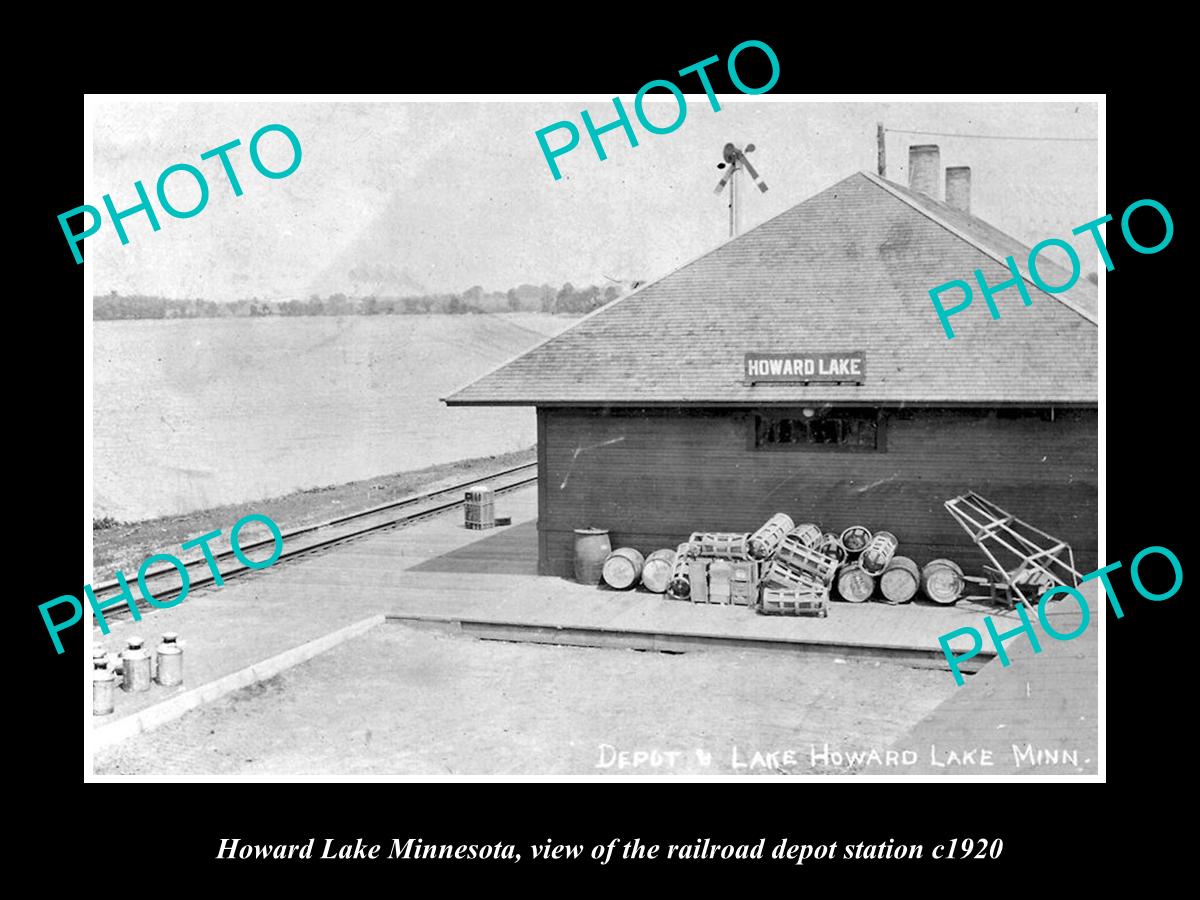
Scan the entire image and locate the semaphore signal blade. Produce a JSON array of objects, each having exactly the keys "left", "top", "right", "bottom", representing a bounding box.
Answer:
[{"left": 740, "top": 155, "right": 769, "bottom": 193}]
